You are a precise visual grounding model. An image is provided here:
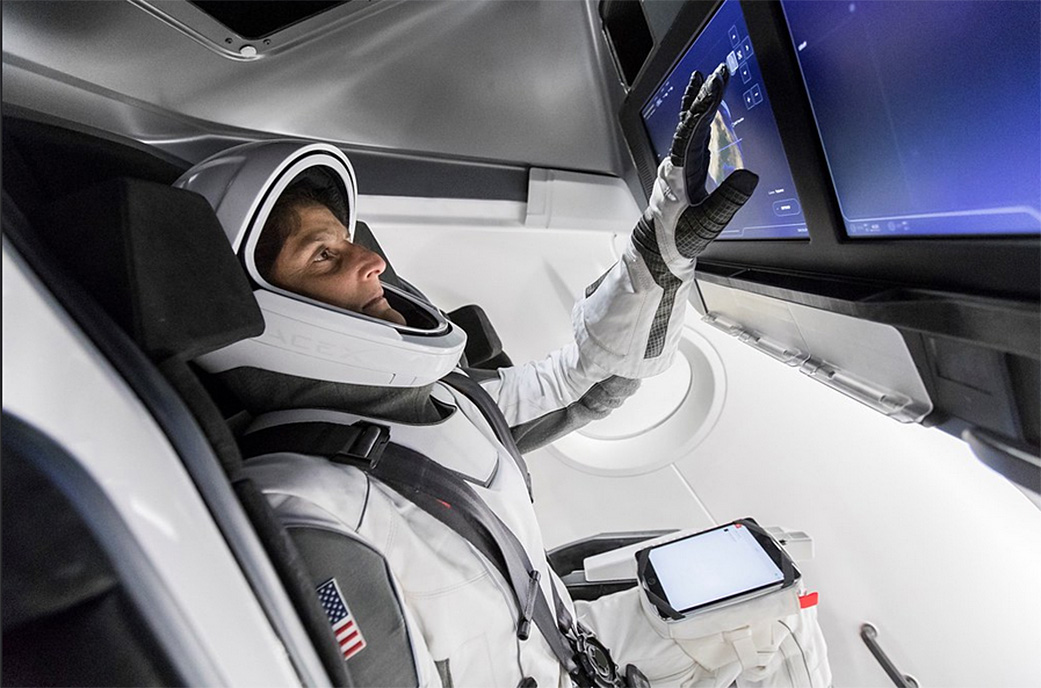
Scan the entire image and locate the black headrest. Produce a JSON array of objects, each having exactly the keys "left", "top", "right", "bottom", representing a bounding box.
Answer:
[{"left": 39, "top": 178, "right": 264, "bottom": 361}]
